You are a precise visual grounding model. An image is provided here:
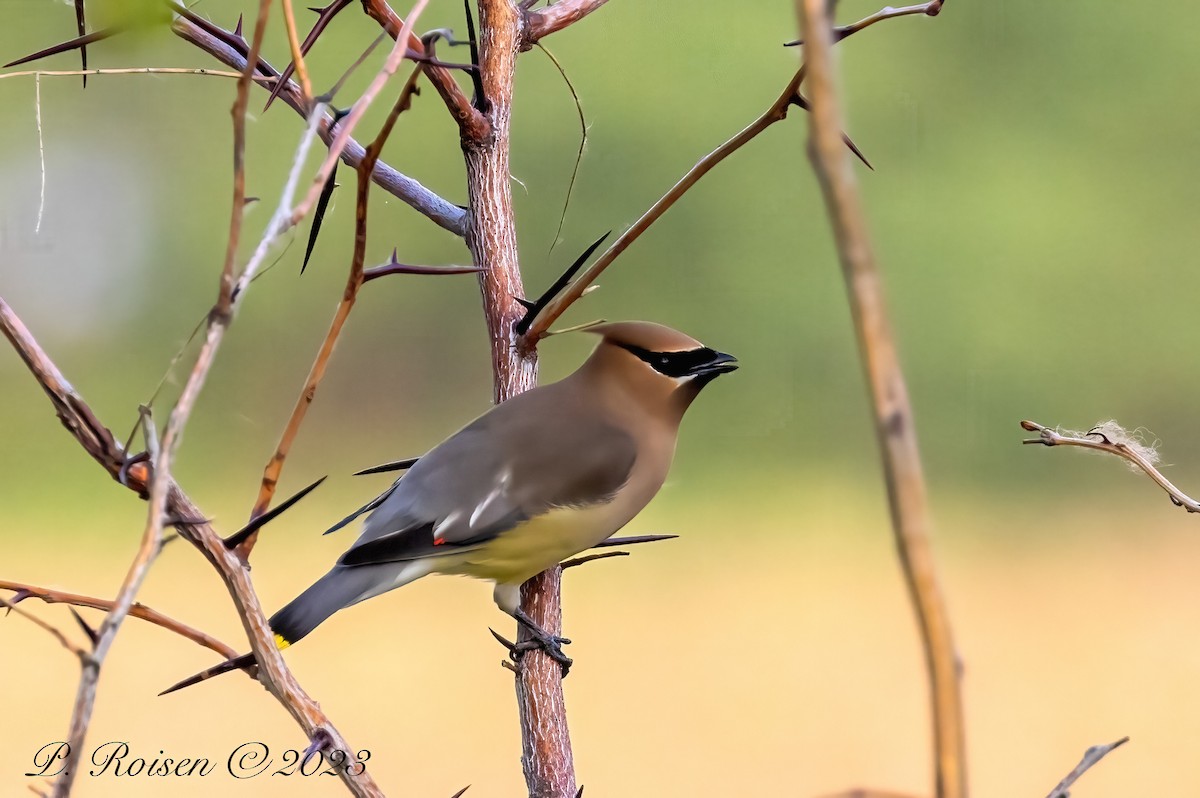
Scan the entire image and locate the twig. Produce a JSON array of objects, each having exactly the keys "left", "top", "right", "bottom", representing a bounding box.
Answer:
[
  {"left": 287, "top": 0, "right": 431, "bottom": 225},
  {"left": 0, "top": 67, "right": 272, "bottom": 81},
  {"left": 520, "top": 68, "right": 806, "bottom": 341},
  {"left": 0, "top": 297, "right": 384, "bottom": 798},
  {"left": 216, "top": 0, "right": 274, "bottom": 319},
  {"left": 34, "top": 73, "right": 45, "bottom": 234},
  {"left": 1020, "top": 420, "right": 1200, "bottom": 512},
  {"left": 785, "top": 1, "right": 944, "bottom": 46},
  {"left": 172, "top": 18, "right": 468, "bottom": 235},
  {"left": 359, "top": 0, "right": 488, "bottom": 139},
  {"left": 279, "top": 0, "right": 313, "bottom": 99},
  {"left": 523, "top": 0, "right": 611, "bottom": 46},
  {"left": 0, "top": 580, "right": 238, "bottom": 658},
  {"left": 51, "top": 408, "right": 166, "bottom": 798},
  {"left": 522, "top": 0, "right": 939, "bottom": 340},
  {"left": 798, "top": 3, "right": 964, "bottom": 798},
  {"left": 1045, "top": 737, "right": 1129, "bottom": 798}
]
